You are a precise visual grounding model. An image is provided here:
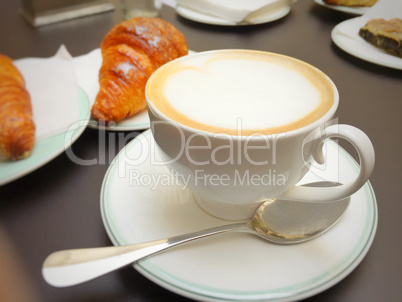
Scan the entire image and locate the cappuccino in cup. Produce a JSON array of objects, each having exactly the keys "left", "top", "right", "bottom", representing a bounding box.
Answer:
[
  {"left": 146, "top": 50, "right": 374, "bottom": 220},
  {"left": 147, "top": 50, "right": 334, "bottom": 136}
]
